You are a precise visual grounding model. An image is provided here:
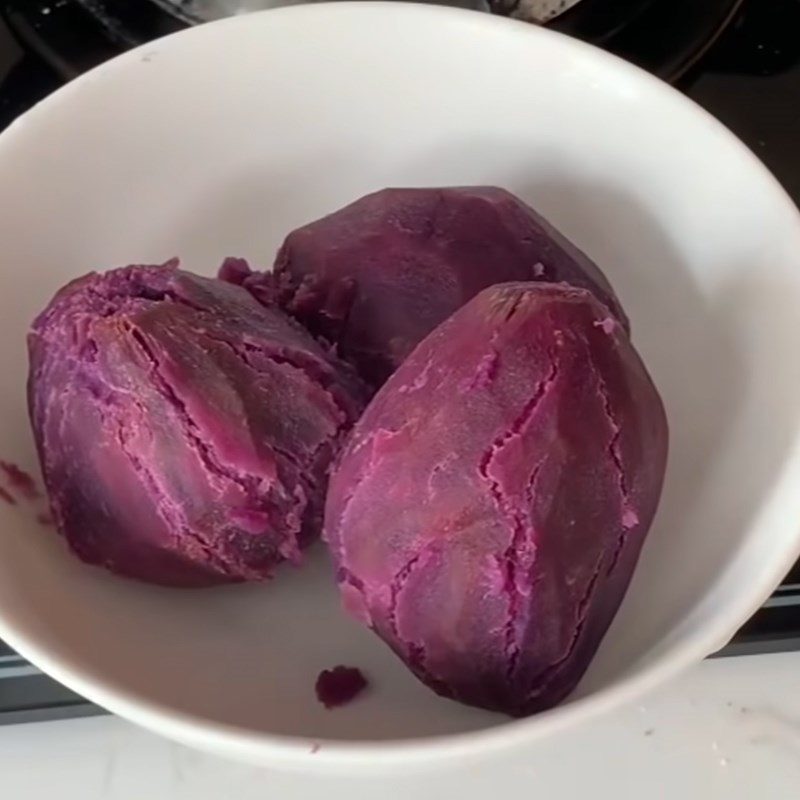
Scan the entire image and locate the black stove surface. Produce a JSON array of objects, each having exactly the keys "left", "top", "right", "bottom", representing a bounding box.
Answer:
[{"left": 0, "top": 0, "right": 798, "bottom": 724}]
